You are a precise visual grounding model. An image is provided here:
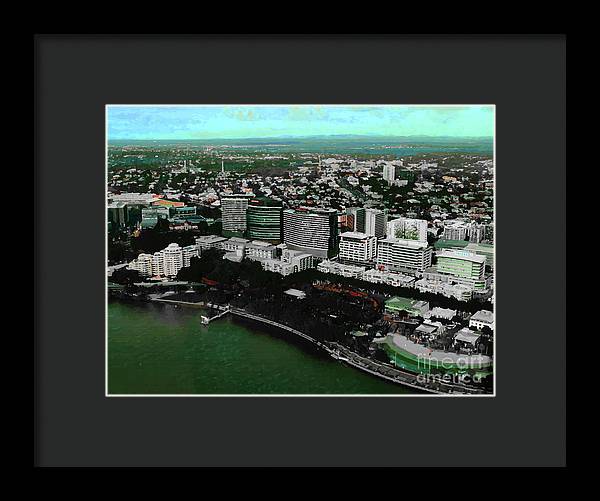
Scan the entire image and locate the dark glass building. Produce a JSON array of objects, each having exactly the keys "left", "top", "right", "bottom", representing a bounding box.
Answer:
[{"left": 246, "top": 198, "right": 283, "bottom": 243}]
